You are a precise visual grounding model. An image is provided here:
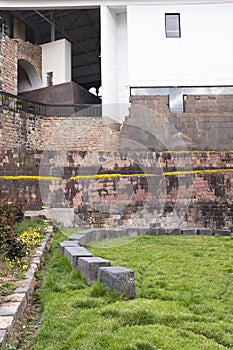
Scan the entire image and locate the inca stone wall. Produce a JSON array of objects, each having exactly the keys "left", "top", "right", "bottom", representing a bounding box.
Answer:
[
  {"left": 0, "top": 95, "right": 233, "bottom": 229},
  {"left": 0, "top": 148, "right": 233, "bottom": 229},
  {"left": 128, "top": 95, "right": 233, "bottom": 150}
]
